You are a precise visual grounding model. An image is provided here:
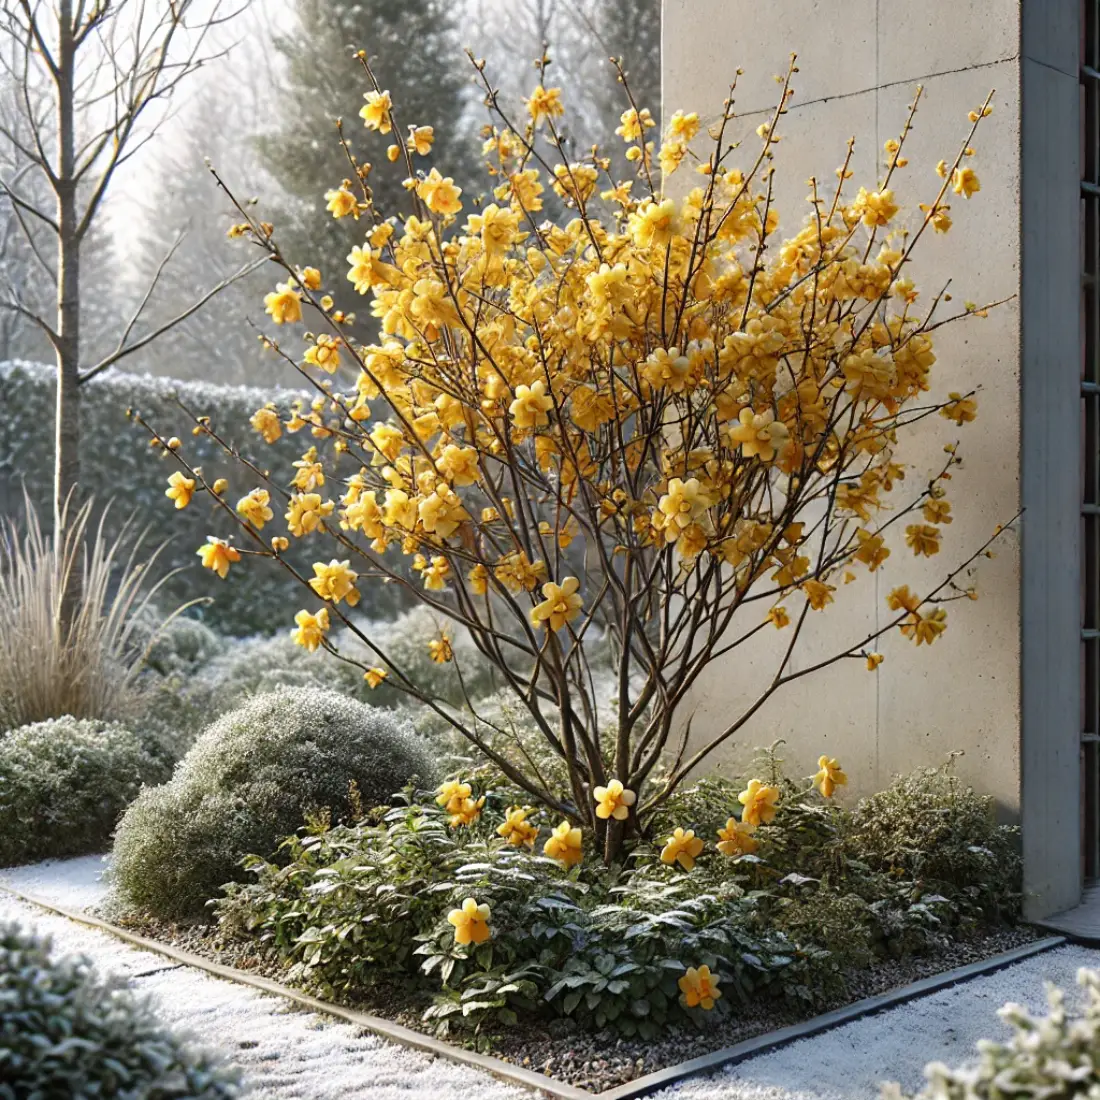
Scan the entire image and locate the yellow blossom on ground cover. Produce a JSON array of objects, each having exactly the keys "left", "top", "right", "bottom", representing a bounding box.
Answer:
[
  {"left": 447, "top": 898, "right": 491, "bottom": 945},
  {"left": 660, "top": 827, "right": 705, "bottom": 870},
  {"left": 813, "top": 756, "right": 848, "bottom": 798},
  {"left": 716, "top": 818, "right": 758, "bottom": 856},
  {"left": 739, "top": 780, "right": 780, "bottom": 827},
  {"left": 497, "top": 806, "right": 540, "bottom": 848},
  {"left": 593, "top": 780, "right": 636, "bottom": 821},
  {"left": 544, "top": 821, "right": 583, "bottom": 867},
  {"left": 678, "top": 966, "right": 722, "bottom": 1010},
  {"left": 150, "top": 59, "right": 1004, "bottom": 861}
]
